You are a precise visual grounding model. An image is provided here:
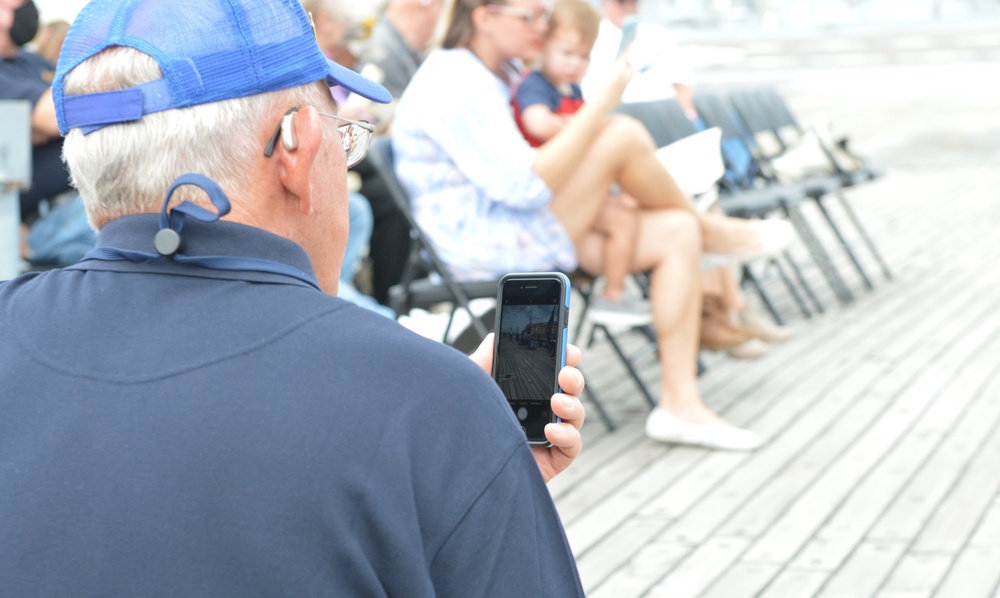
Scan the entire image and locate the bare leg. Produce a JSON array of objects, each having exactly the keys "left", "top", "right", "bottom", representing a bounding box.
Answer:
[
  {"left": 703, "top": 206, "right": 750, "bottom": 311},
  {"left": 547, "top": 115, "right": 774, "bottom": 256},
  {"left": 577, "top": 208, "right": 729, "bottom": 425},
  {"left": 591, "top": 196, "right": 640, "bottom": 301},
  {"left": 548, "top": 116, "right": 692, "bottom": 239},
  {"left": 702, "top": 266, "right": 746, "bottom": 312}
]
